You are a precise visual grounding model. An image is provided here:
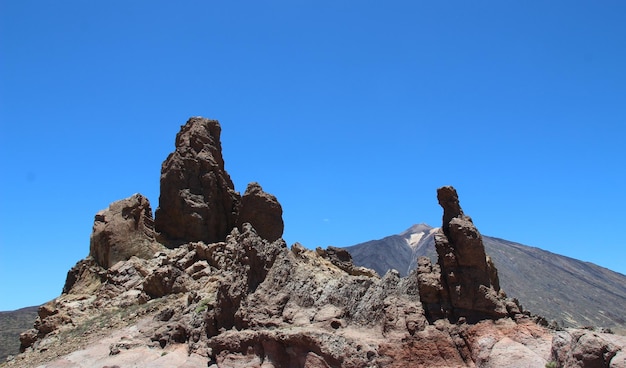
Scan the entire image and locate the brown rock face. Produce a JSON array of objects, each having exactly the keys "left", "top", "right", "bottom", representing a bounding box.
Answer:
[
  {"left": 417, "top": 186, "right": 512, "bottom": 323},
  {"left": 237, "top": 182, "right": 284, "bottom": 242},
  {"left": 154, "top": 117, "right": 241, "bottom": 245},
  {"left": 22, "top": 117, "right": 625, "bottom": 367},
  {"left": 89, "top": 193, "right": 160, "bottom": 268}
]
